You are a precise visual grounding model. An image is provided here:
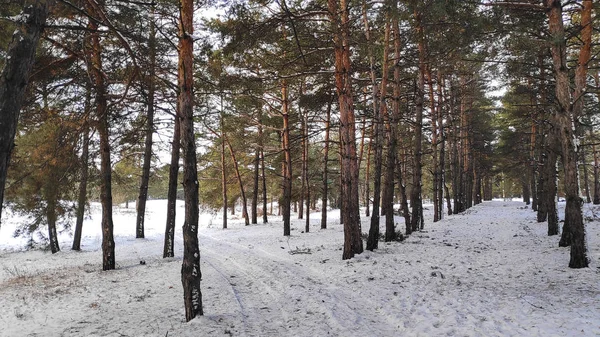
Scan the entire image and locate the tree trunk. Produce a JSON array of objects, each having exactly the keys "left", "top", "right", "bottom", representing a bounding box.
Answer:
[
  {"left": 260, "top": 123, "right": 268, "bottom": 223},
  {"left": 437, "top": 74, "right": 447, "bottom": 215},
  {"left": 397, "top": 156, "right": 411, "bottom": 235},
  {"left": 581, "top": 140, "right": 591, "bottom": 203},
  {"left": 73, "top": 91, "right": 90, "bottom": 251},
  {"left": 546, "top": 147, "right": 559, "bottom": 236},
  {"left": 0, "top": 0, "right": 50, "bottom": 223},
  {"left": 281, "top": 79, "right": 292, "bottom": 236},
  {"left": 299, "top": 107, "right": 306, "bottom": 220},
  {"left": 163, "top": 114, "right": 180, "bottom": 258},
  {"left": 546, "top": 0, "right": 589, "bottom": 268},
  {"left": 225, "top": 138, "right": 249, "bottom": 226},
  {"left": 136, "top": 7, "right": 157, "bottom": 239},
  {"left": 329, "top": 0, "right": 363, "bottom": 259},
  {"left": 252, "top": 147, "right": 259, "bottom": 224},
  {"left": 321, "top": 99, "right": 332, "bottom": 229},
  {"left": 220, "top": 104, "right": 228, "bottom": 229},
  {"left": 367, "top": 18, "right": 391, "bottom": 251},
  {"left": 593, "top": 139, "right": 600, "bottom": 205},
  {"left": 88, "top": 2, "right": 115, "bottom": 271},
  {"left": 179, "top": 0, "right": 203, "bottom": 320},
  {"left": 384, "top": 15, "right": 402, "bottom": 242},
  {"left": 45, "top": 184, "right": 60, "bottom": 254},
  {"left": 303, "top": 107, "right": 310, "bottom": 233},
  {"left": 411, "top": 8, "right": 425, "bottom": 232}
]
